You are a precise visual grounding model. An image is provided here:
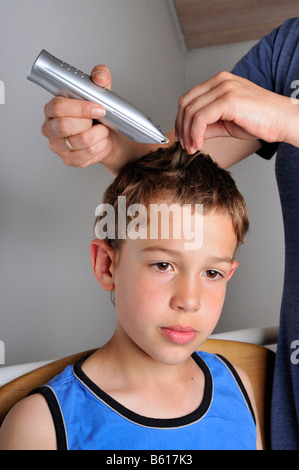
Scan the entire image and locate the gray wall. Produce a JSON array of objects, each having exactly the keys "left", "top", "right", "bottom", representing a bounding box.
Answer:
[
  {"left": 0, "top": 0, "right": 185, "bottom": 365},
  {"left": 0, "top": 1, "right": 283, "bottom": 366}
]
